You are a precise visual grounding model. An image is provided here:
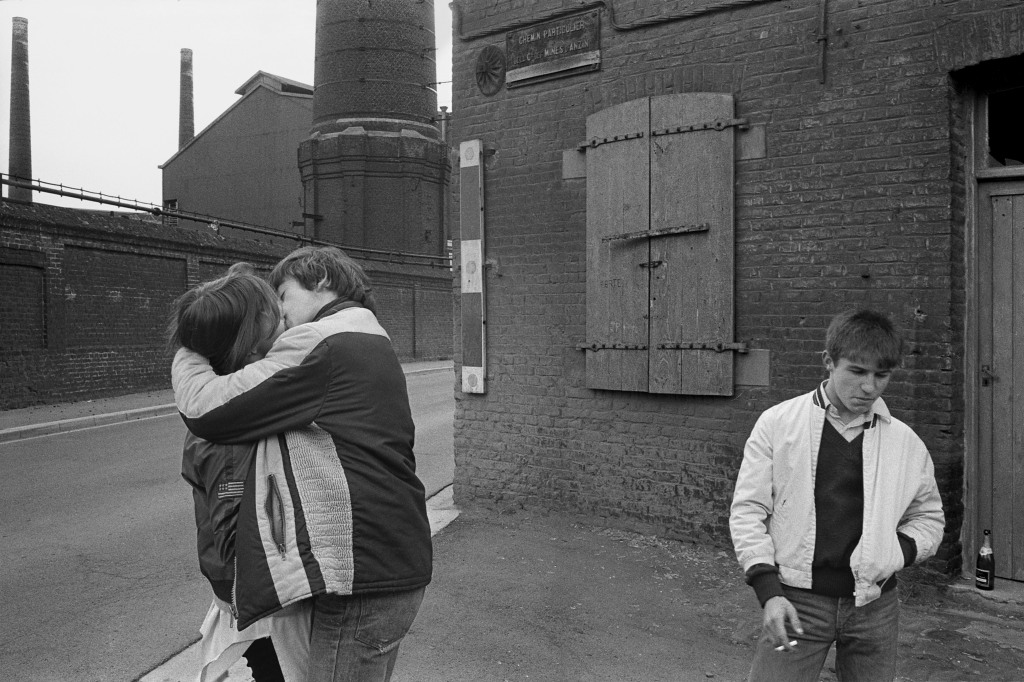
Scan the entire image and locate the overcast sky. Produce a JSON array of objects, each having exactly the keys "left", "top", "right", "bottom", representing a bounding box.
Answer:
[{"left": 0, "top": 0, "right": 453, "bottom": 209}]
